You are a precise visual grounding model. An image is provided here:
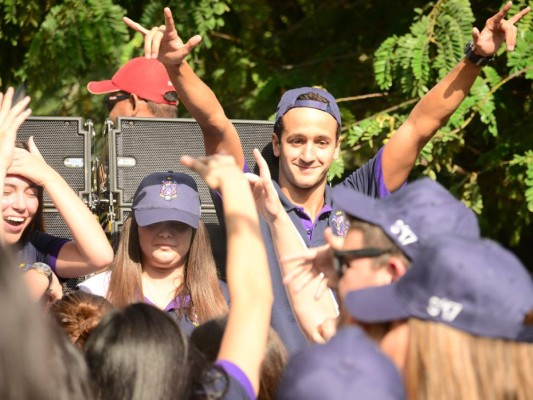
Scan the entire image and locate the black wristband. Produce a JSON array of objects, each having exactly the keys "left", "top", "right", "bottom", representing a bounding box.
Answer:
[{"left": 463, "top": 40, "right": 493, "bottom": 67}]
